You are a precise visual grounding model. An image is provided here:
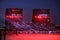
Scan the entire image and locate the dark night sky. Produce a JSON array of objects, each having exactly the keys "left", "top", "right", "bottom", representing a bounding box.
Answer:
[{"left": 0, "top": 0, "right": 60, "bottom": 27}]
